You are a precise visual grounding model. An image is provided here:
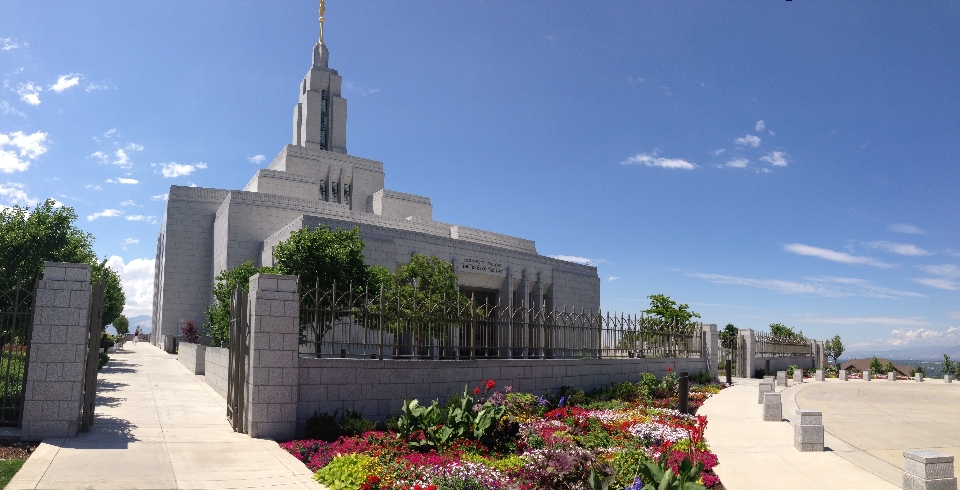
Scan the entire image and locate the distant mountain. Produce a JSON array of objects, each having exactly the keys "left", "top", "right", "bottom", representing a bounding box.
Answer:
[
  {"left": 128, "top": 315, "right": 152, "bottom": 333},
  {"left": 842, "top": 345, "right": 960, "bottom": 362}
]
